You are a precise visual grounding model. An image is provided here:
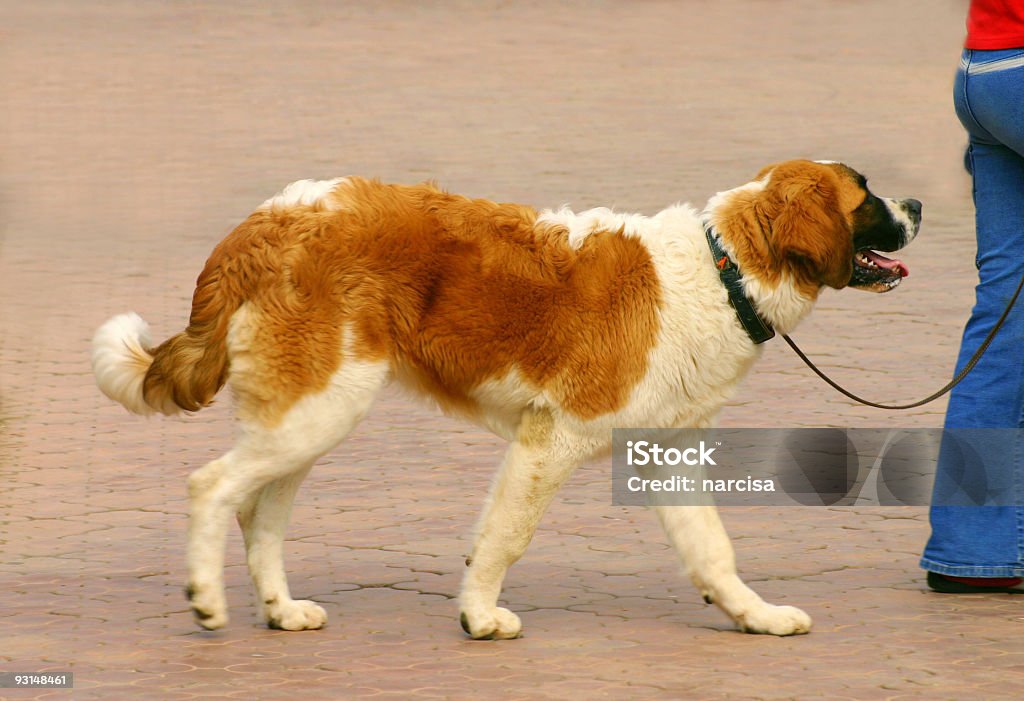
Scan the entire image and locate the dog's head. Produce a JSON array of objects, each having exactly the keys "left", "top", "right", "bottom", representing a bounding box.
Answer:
[{"left": 713, "top": 159, "right": 921, "bottom": 295}]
